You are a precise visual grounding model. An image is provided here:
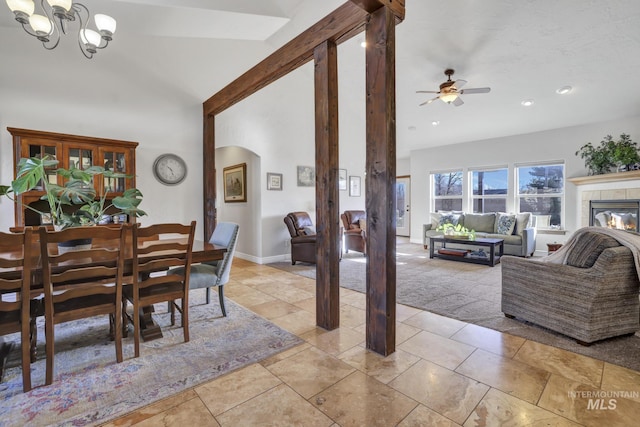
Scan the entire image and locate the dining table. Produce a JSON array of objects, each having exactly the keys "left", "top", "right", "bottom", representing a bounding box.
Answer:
[{"left": 0, "top": 234, "right": 226, "bottom": 381}]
